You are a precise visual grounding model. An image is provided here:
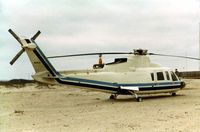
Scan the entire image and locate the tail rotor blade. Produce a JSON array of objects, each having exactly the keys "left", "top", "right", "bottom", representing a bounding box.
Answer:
[
  {"left": 31, "top": 30, "right": 41, "bottom": 40},
  {"left": 8, "top": 29, "right": 23, "bottom": 46},
  {"left": 10, "top": 49, "right": 25, "bottom": 65}
]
